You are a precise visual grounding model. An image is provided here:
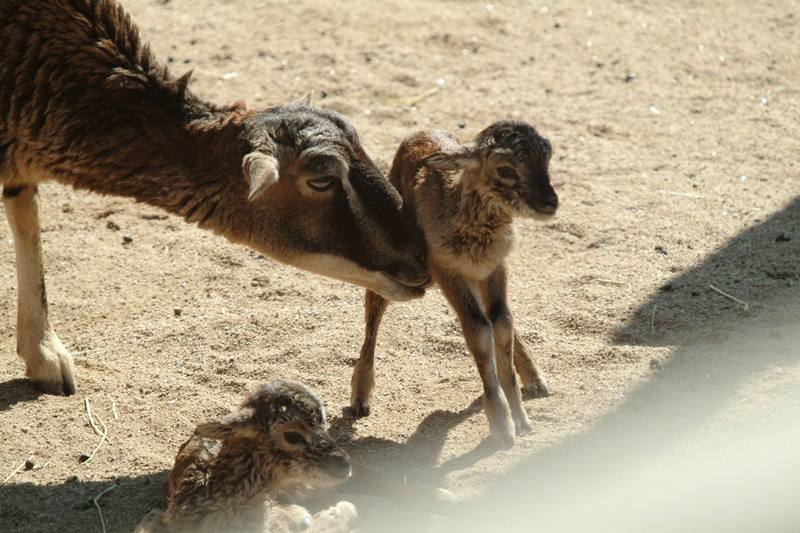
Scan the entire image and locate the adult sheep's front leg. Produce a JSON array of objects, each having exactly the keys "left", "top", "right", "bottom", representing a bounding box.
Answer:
[{"left": 3, "top": 184, "right": 76, "bottom": 395}]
